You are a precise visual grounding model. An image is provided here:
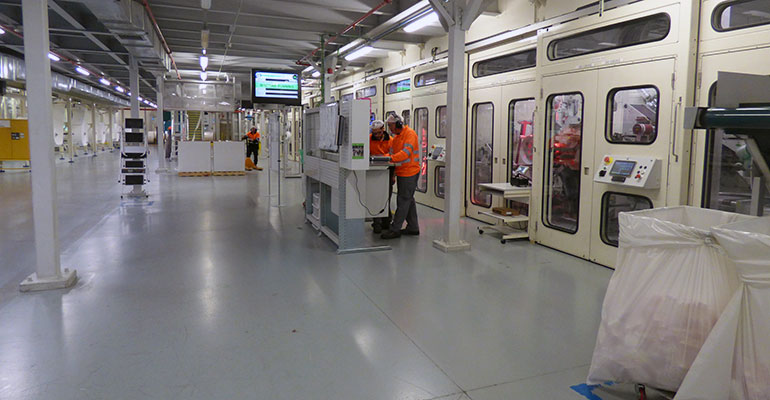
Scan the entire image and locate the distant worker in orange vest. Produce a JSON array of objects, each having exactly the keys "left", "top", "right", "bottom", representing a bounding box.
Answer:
[
  {"left": 241, "top": 127, "right": 261, "bottom": 169},
  {"left": 381, "top": 114, "right": 420, "bottom": 239},
  {"left": 369, "top": 119, "right": 393, "bottom": 234}
]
